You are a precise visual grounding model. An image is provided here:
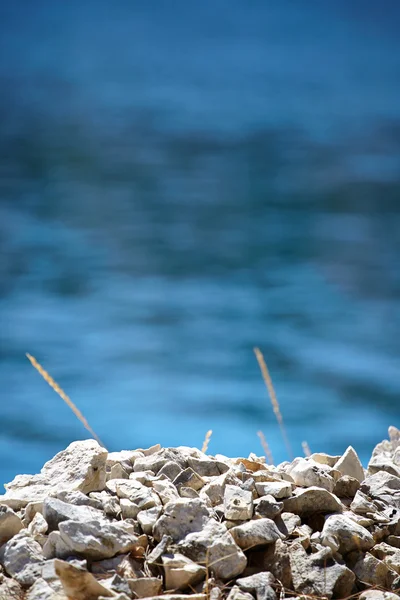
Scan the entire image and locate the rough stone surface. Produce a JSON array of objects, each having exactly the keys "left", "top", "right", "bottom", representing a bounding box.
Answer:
[
  {"left": 321, "top": 514, "right": 375, "bottom": 555},
  {"left": 254, "top": 495, "right": 283, "bottom": 519},
  {"left": 0, "top": 440, "right": 107, "bottom": 509},
  {"left": 153, "top": 498, "right": 210, "bottom": 542},
  {"left": 290, "top": 542, "right": 355, "bottom": 599},
  {"left": 177, "top": 519, "right": 247, "bottom": 580},
  {"left": 162, "top": 552, "right": 206, "bottom": 590},
  {"left": 0, "top": 530, "right": 44, "bottom": 586},
  {"left": 128, "top": 576, "right": 163, "bottom": 598},
  {"left": 54, "top": 559, "right": 115, "bottom": 599},
  {"left": 224, "top": 485, "right": 253, "bottom": 520},
  {"left": 57, "top": 519, "right": 141, "bottom": 559},
  {"left": 288, "top": 457, "right": 335, "bottom": 491},
  {"left": 0, "top": 504, "right": 23, "bottom": 545},
  {"left": 283, "top": 486, "right": 343, "bottom": 515},
  {"left": 335, "top": 445, "right": 366, "bottom": 482},
  {"left": 229, "top": 518, "right": 283, "bottom": 550},
  {"left": 43, "top": 497, "right": 105, "bottom": 531},
  {"left": 2, "top": 430, "right": 400, "bottom": 598}
]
